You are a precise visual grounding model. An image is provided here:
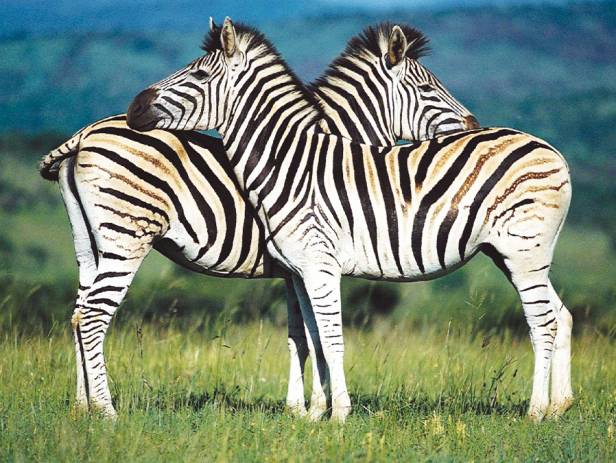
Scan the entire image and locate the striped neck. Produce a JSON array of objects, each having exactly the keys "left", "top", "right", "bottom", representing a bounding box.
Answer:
[
  {"left": 309, "top": 24, "right": 410, "bottom": 146},
  {"left": 219, "top": 54, "right": 321, "bottom": 192},
  {"left": 312, "top": 59, "right": 396, "bottom": 146}
]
